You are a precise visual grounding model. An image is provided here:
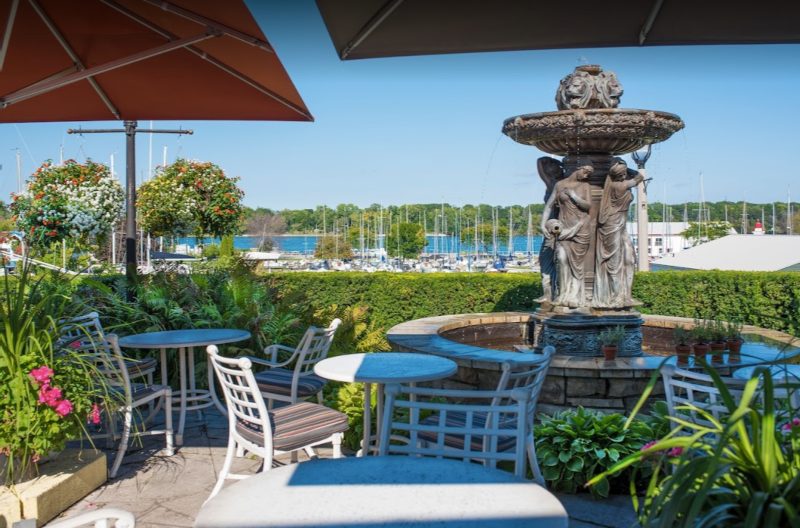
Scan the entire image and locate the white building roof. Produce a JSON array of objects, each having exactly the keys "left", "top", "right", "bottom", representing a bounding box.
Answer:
[
  {"left": 652, "top": 235, "right": 800, "bottom": 272},
  {"left": 626, "top": 222, "right": 690, "bottom": 236}
]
